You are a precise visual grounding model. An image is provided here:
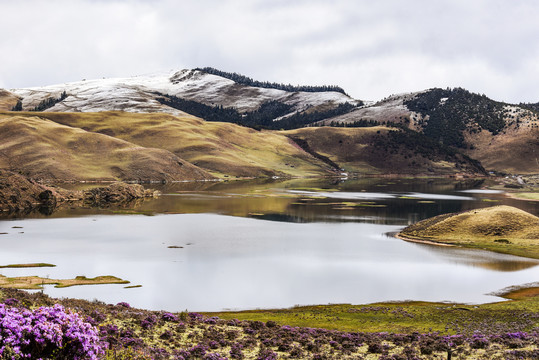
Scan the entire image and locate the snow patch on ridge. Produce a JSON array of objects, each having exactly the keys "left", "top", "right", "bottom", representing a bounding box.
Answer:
[
  {"left": 316, "top": 91, "right": 427, "bottom": 127},
  {"left": 10, "top": 69, "right": 356, "bottom": 116}
]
